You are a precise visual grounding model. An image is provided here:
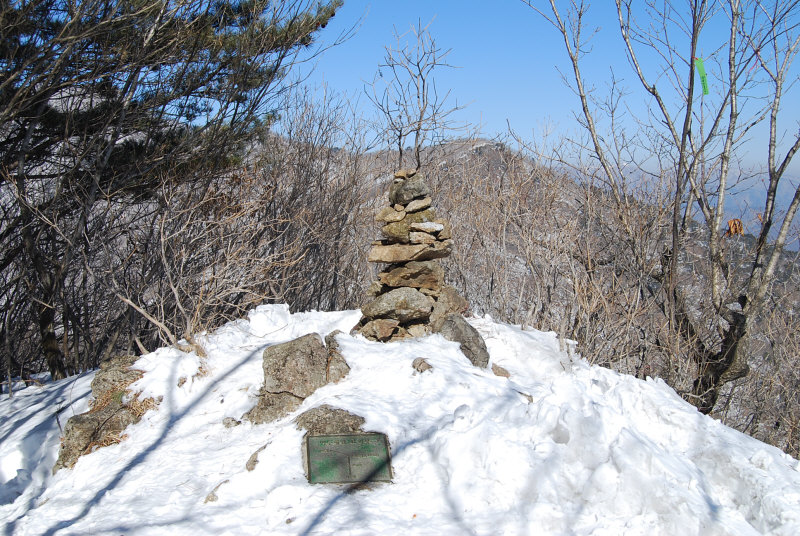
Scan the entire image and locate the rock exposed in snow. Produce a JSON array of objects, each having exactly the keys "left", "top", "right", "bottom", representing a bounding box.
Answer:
[
  {"left": 89, "top": 354, "right": 141, "bottom": 395},
  {"left": 294, "top": 405, "right": 366, "bottom": 435},
  {"left": 261, "top": 334, "right": 328, "bottom": 399},
  {"left": 4, "top": 305, "right": 800, "bottom": 535},
  {"left": 412, "top": 357, "right": 433, "bottom": 373},
  {"left": 358, "top": 318, "right": 401, "bottom": 341},
  {"left": 245, "top": 332, "right": 350, "bottom": 425},
  {"left": 429, "top": 285, "right": 470, "bottom": 331},
  {"left": 324, "top": 330, "right": 350, "bottom": 384},
  {"left": 52, "top": 354, "right": 155, "bottom": 474},
  {"left": 437, "top": 313, "right": 490, "bottom": 368}
]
